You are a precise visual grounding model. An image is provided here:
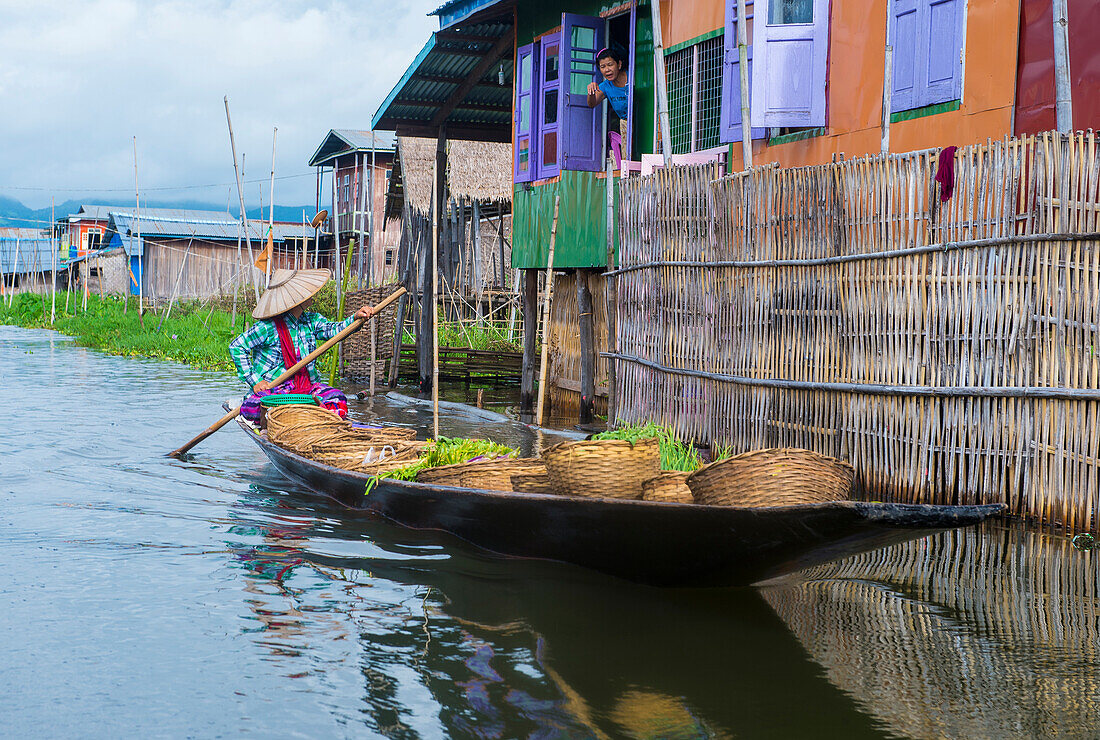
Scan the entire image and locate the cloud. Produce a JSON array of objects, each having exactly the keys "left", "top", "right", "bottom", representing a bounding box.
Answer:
[{"left": 0, "top": 0, "right": 438, "bottom": 208}]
